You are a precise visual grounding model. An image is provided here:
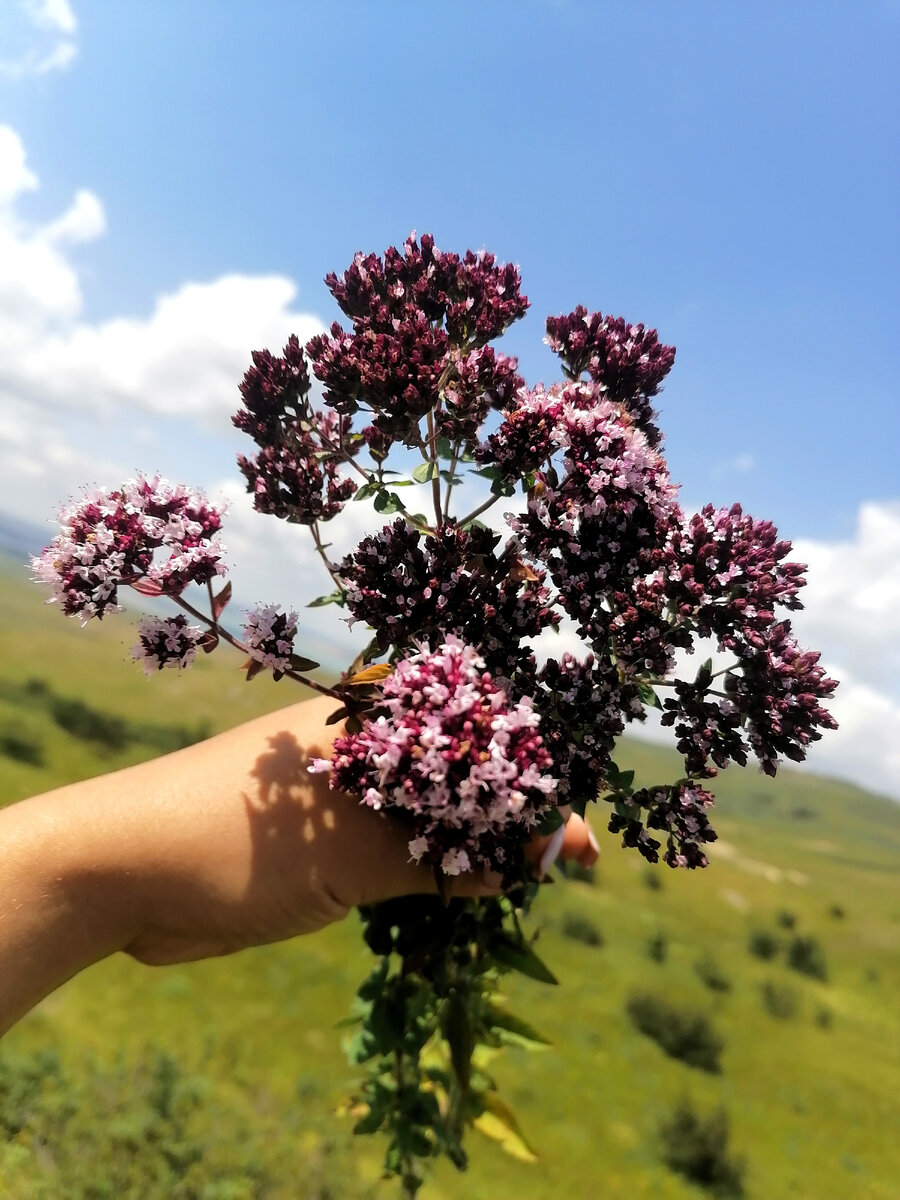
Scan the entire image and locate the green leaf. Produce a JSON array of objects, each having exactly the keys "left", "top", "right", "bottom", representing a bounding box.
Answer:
[
  {"left": 486, "top": 1006, "right": 552, "bottom": 1048},
  {"left": 637, "top": 681, "right": 662, "bottom": 709},
  {"left": 289, "top": 654, "right": 321, "bottom": 672},
  {"left": 442, "top": 992, "right": 474, "bottom": 1091},
  {"left": 492, "top": 936, "right": 558, "bottom": 986},
  {"left": 353, "top": 481, "right": 379, "bottom": 502},
  {"left": 412, "top": 461, "right": 438, "bottom": 484},
  {"left": 353, "top": 1106, "right": 385, "bottom": 1135},
  {"left": 346, "top": 1028, "right": 377, "bottom": 1064},
  {"left": 470, "top": 465, "right": 501, "bottom": 482},
  {"left": 435, "top": 436, "right": 456, "bottom": 460},
  {"left": 374, "top": 489, "right": 404, "bottom": 514},
  {"left": 307, "top": 590, "right": 344, "bottom": 608},
  {"left": 535, "top": 807, "right": 564, "bottom": 835}
]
